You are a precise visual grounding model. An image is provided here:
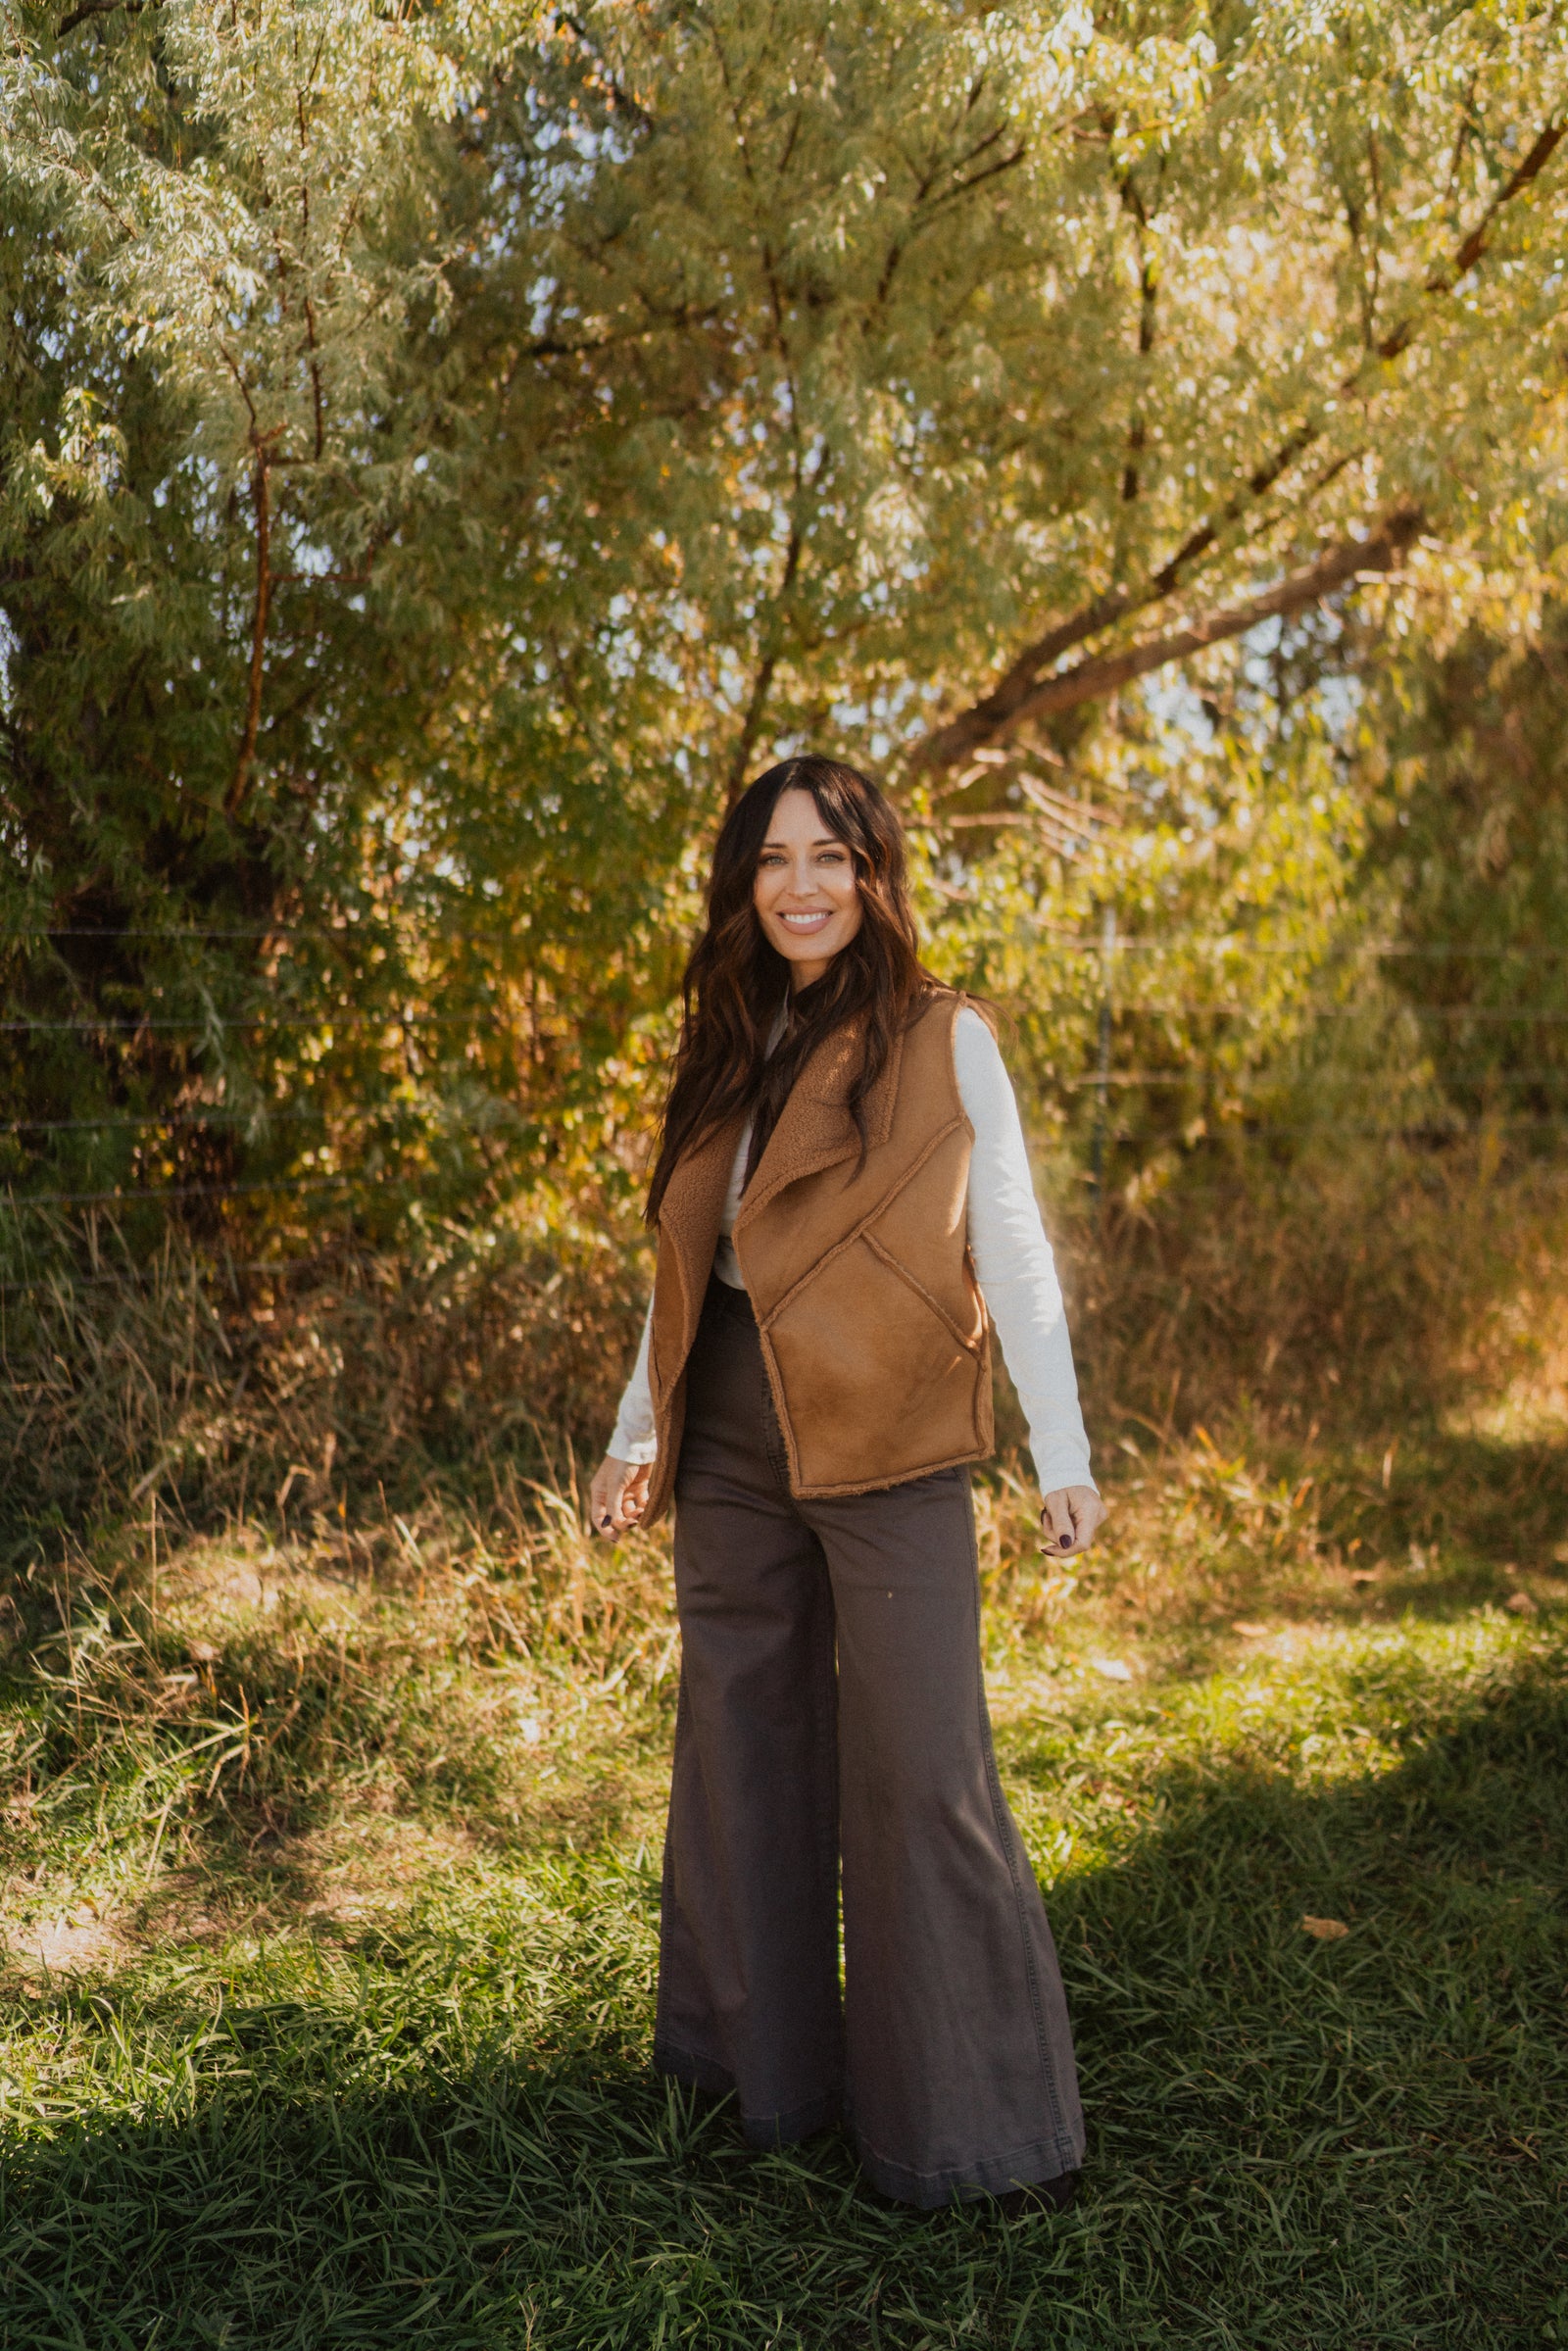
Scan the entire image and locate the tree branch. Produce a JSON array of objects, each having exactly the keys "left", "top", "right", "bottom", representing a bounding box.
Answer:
[
  {"left": 1119, "top": 168, "right": 1158, "bottom": 507},
  {"left": 725, "top": 651, "right": 780, "bottom": 807},
  {"left": 1443, "top": 118, "right": 1564, "bottom": 282},
  {"left": 913, "top": 117, "right": 1562, "bottom": 770},
  {"left": 725, "top": 515, "right": 805, "bottom": 806},
  {"left": 57, "top": 0, "right": 142, "bottom": 36},
  {"left": 924, "top": 506, "right": 1423, "bottom": 766},
  {"left": 225, "top": 454, "right": 274, "bottom": 820}
]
